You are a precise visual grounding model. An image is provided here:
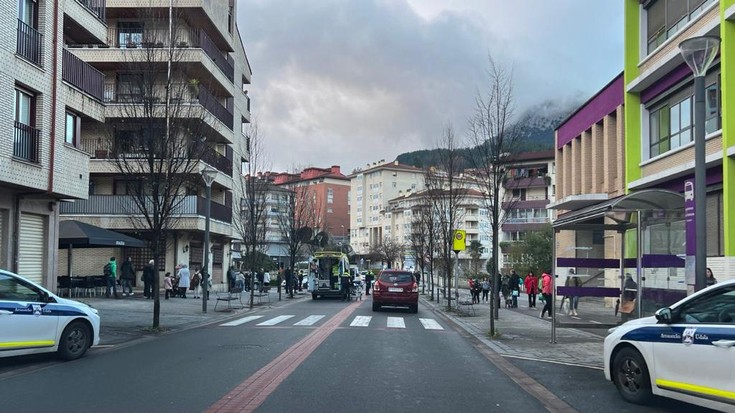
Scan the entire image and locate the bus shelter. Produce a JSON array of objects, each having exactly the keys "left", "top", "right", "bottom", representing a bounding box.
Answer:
[{"left": 550, "top": 189, "right": 685, "bottom": 343}]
